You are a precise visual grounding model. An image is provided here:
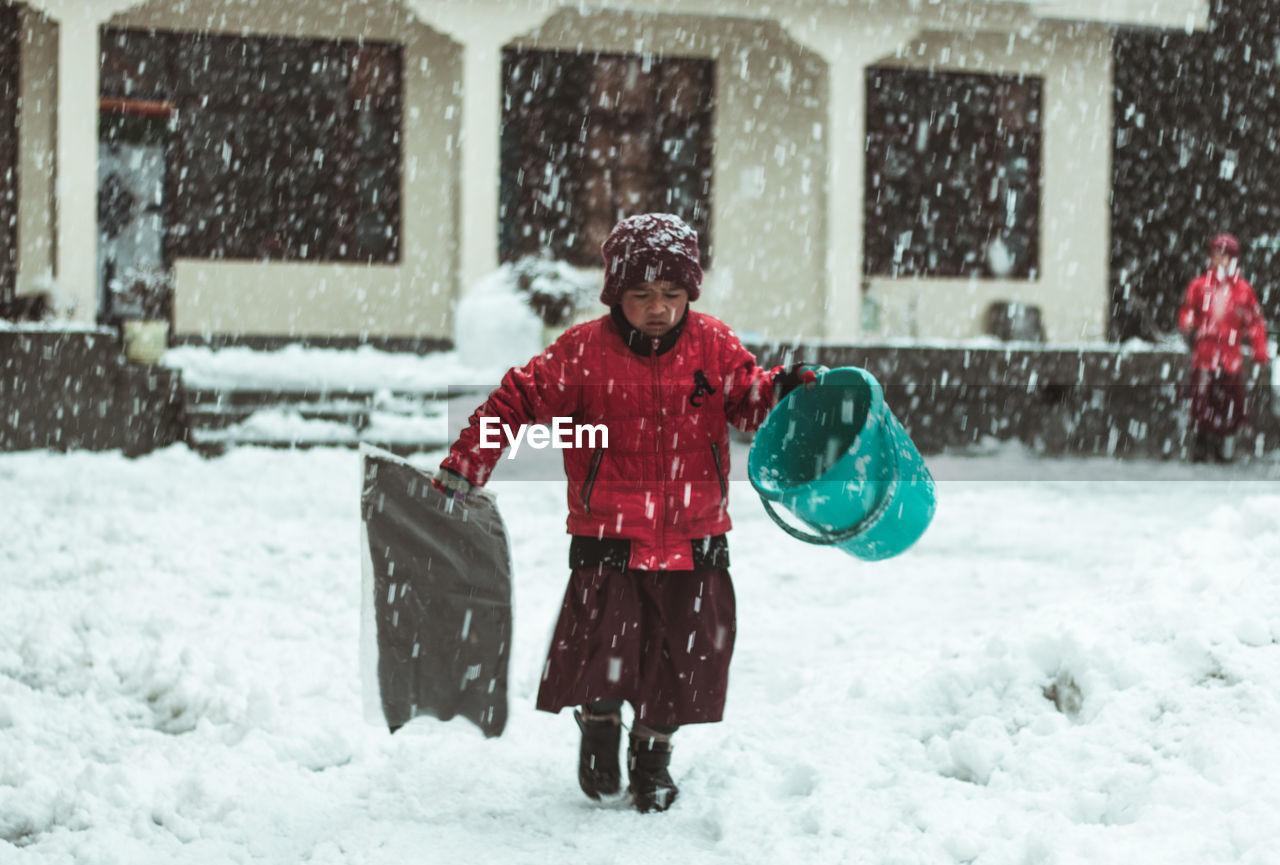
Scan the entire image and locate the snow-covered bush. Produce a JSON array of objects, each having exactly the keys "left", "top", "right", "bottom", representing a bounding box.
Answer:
[
  {"left": 454, "top": 257, "right": 597, "bottom": 372},
  {"left": 509, "top": 256, "right": 597, "bottom": 328}
]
